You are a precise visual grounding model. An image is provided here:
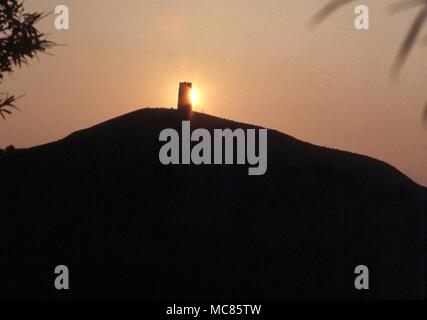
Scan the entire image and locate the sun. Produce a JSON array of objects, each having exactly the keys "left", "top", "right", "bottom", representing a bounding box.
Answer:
[{"left": 191, "top": 88, "right": 200, "bottom": 106}]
